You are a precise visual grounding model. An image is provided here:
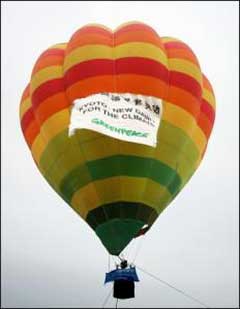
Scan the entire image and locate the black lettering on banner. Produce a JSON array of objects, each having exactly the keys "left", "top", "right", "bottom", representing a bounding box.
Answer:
[
  {"left": 145, "top": 102, "right": 152, "bottom": 111},
  {"left": 134, "top": 98, "right": 142, "bottom": 106},
  {"left": 111, "top": 94, "right": 120, "bottom": 101},
  {"left": 152, "top": 104, "right": 160, "bottom": 115}
]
